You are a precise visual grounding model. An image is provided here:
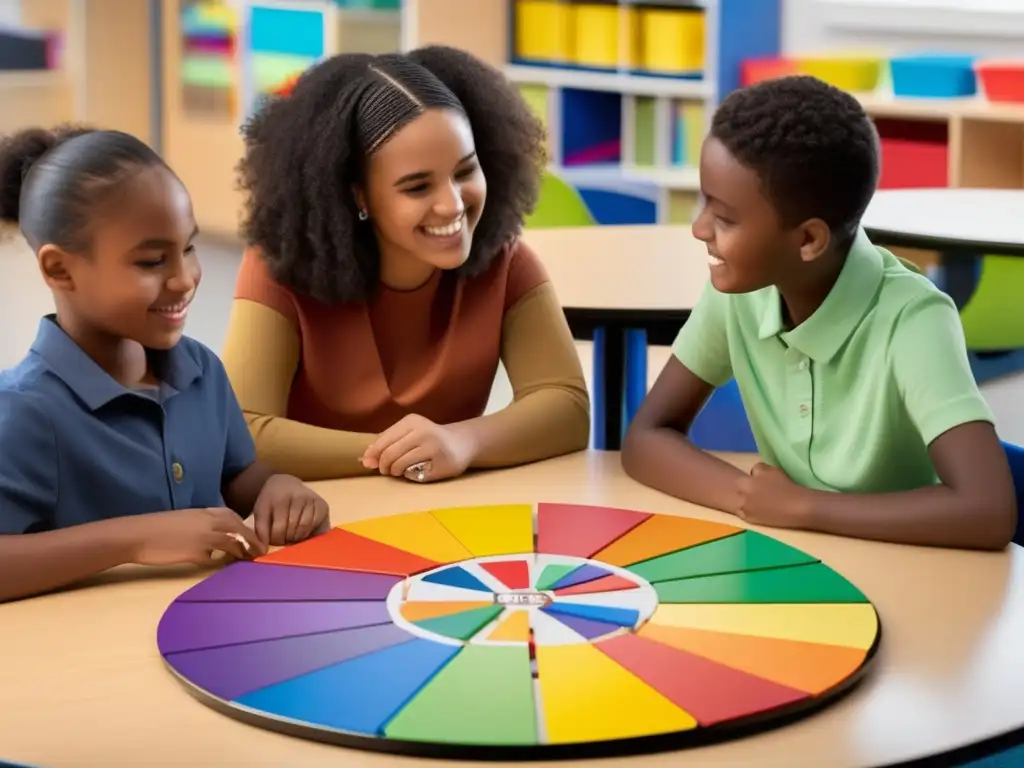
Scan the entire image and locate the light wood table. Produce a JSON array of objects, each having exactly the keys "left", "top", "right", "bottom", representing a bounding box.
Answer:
[
  {"left": 522, "top": 225, "right": 709, "bottom": 449},
  {"left": 2, "top": 452, "right": 1024, "bottom": 767},
  {"left": 863, "top": 188, "right": 1024, "bottom": 258}
]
